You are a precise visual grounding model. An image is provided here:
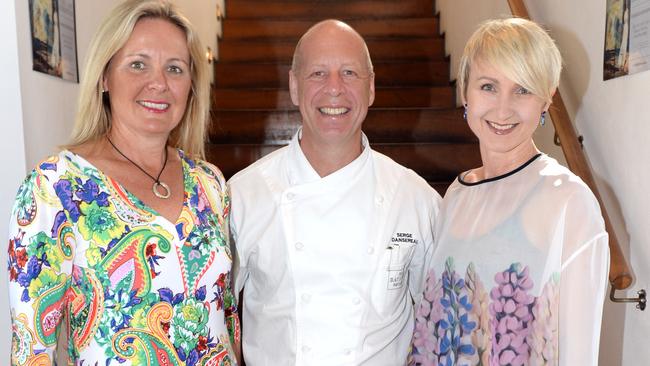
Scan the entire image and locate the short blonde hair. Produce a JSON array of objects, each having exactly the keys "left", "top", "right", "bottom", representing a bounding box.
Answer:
[
  {"left": 458, "top": 18, "right": 562, "bottom": 104},
  {"left": 68, "top": 0, "right": 210, "bottom": 159}
]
